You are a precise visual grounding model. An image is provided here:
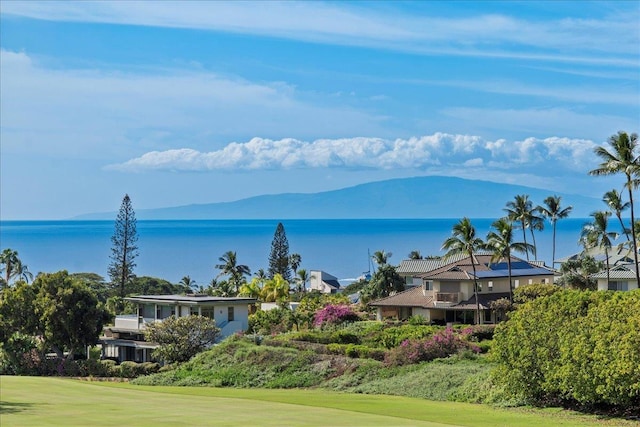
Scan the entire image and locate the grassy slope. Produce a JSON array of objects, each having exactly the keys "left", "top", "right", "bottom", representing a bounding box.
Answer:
[{"left": 1, "top": 376, "right": 635, "bottom": 427}]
